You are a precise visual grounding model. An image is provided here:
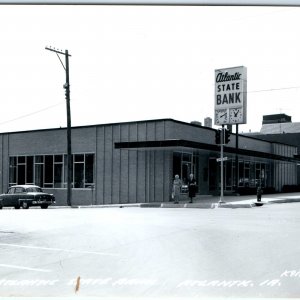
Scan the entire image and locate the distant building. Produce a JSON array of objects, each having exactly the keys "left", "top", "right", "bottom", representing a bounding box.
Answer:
[
  {"left": 262, "top": 113, "right": 292, "bottom": 125},
  {"left": 249, "top": 113, "right": 300, "bottom": 186},
  {"left": 204, "top": 117, "right": 212, "bottom": 128},
  {"left": 190, "top": 121, "right": 202, "bottom": 126}
]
